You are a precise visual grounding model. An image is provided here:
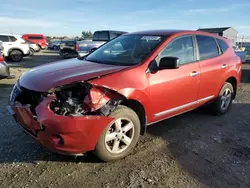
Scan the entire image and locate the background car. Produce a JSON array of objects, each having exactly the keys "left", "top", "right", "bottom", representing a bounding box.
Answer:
[
  {"left": 233, "top": 46, "right": 247, "bottom": 63},
  {"left": 22, "top": 34, "right": 47, "bottom": 49},
  {"left": 48, "top": 40, "right": 61, "bottom": 50},
  {"left": 59, "top": 40, "right": 78, "bottom": 58},
  {"left": 0, "top": 33, "right": 30, "bottom": 62},
  {"left": 27, "top": 40, "right": 40, "bottom": 56},
  {"left": 0, "top": 44, "right": 10, "bottom": 80},
  {"left": 77, "top": 30, "right": 127, "bottom": 57}
]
